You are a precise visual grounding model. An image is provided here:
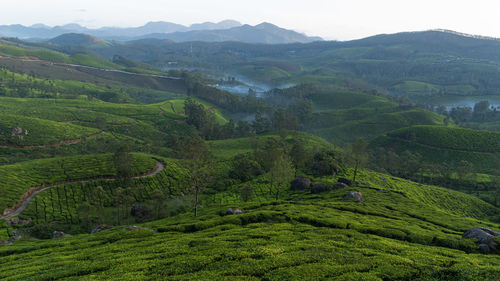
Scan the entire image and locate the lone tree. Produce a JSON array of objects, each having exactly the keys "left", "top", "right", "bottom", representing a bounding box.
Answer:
[
  {"left": 345, "top": 138, "right": 368, "bottom": 185},
  {"left": 178, "top": 133, "right": 214, "bottom": 217},
  {"left": 456, "top": 160, "right": 473, "bottom": 182},
  {"left": 114, "top": 144, "right": 133, "bottom": 187},
  {"left": 290, "top": 137, "right": 307, "bottom": 176},
  {"left": 269, "top": 151, "right": 295, "bottom": 200}
]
